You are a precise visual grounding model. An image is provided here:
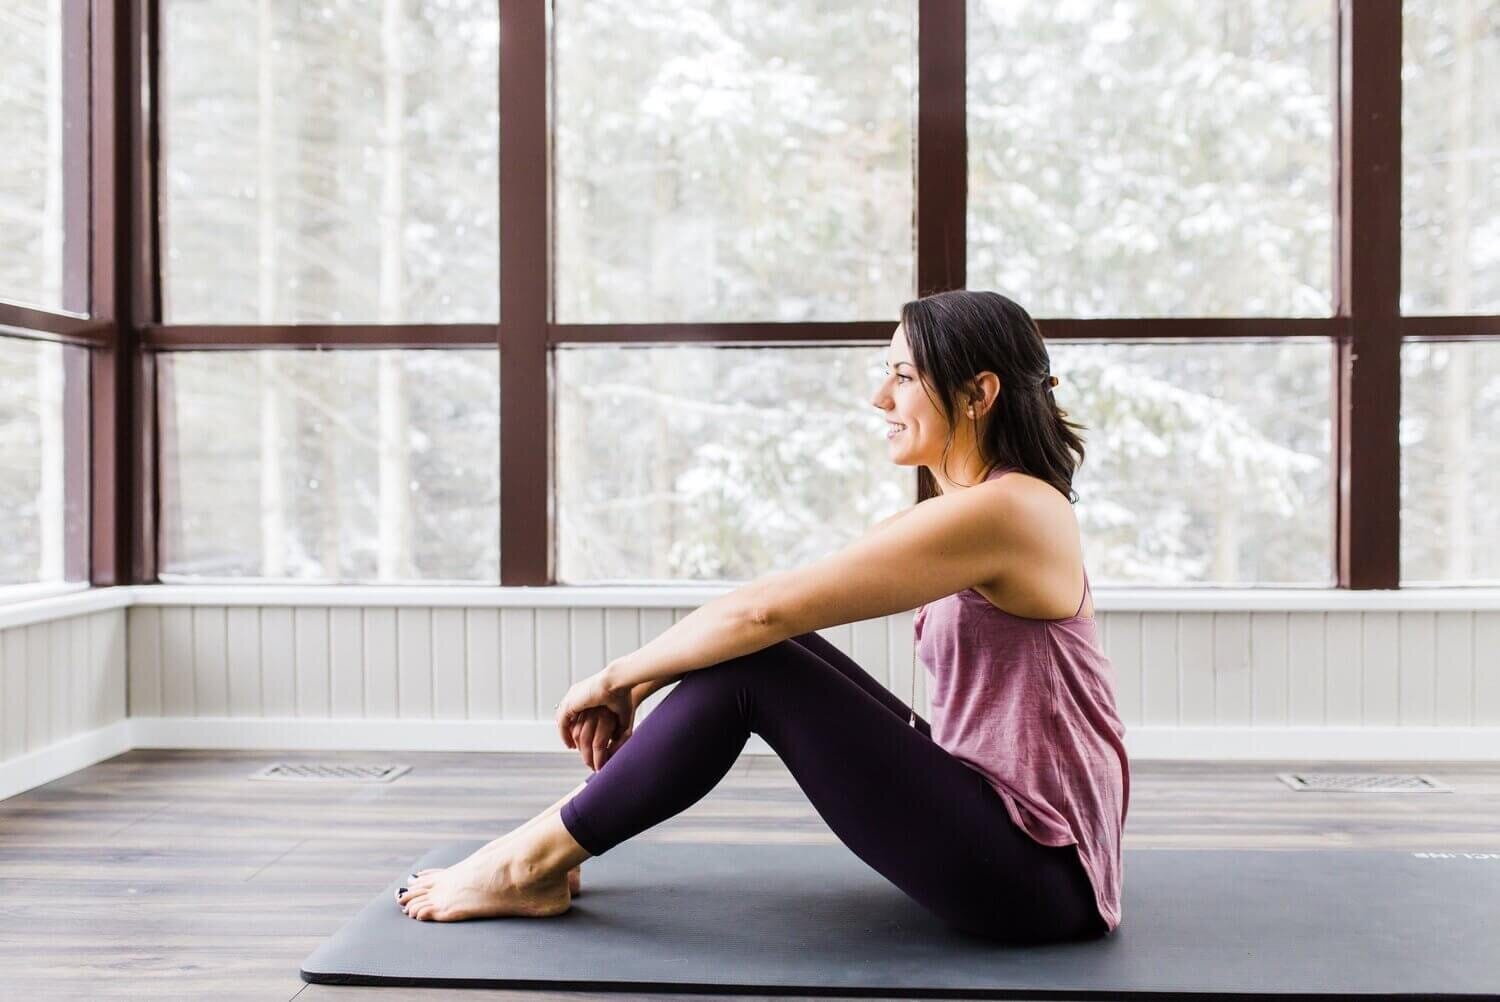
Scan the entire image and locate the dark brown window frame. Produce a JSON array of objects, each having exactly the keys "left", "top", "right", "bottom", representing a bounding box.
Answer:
[
  {"left": 3, "top": 0, "right": 1492, "bottom": 591},
  {"left": 0, "top": 0, "right": 102, "bottom": 585}
]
